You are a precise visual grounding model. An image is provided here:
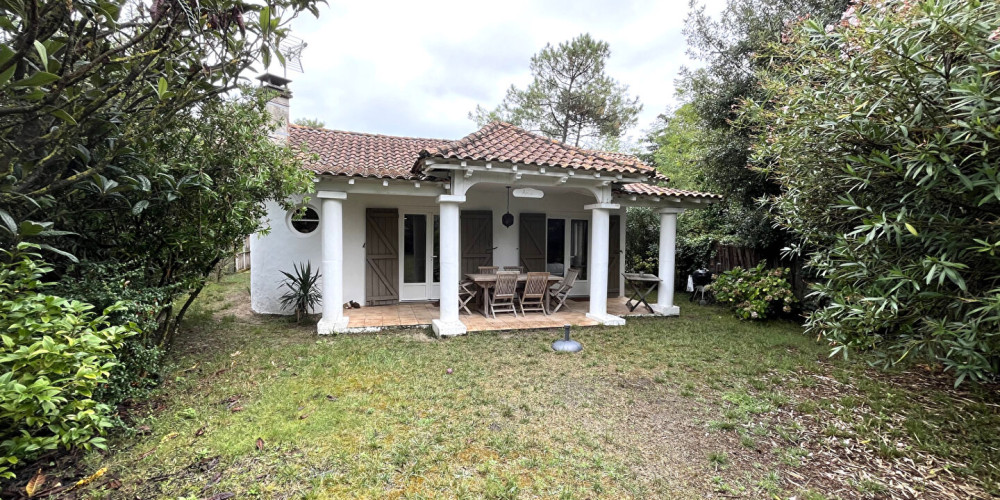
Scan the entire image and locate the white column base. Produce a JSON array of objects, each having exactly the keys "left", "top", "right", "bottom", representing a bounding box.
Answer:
[
  {"left": 650, "top": 304, "right": 681, "bottom": 316},
  {"left": 317, "top": 316, "right": 350, "bottom": 335},
  {"left": 586, "top": 312, "right": 626, "bottom": 326},
  {"left": 431, "top": 319, "right": 468, "bottom": 338}
]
